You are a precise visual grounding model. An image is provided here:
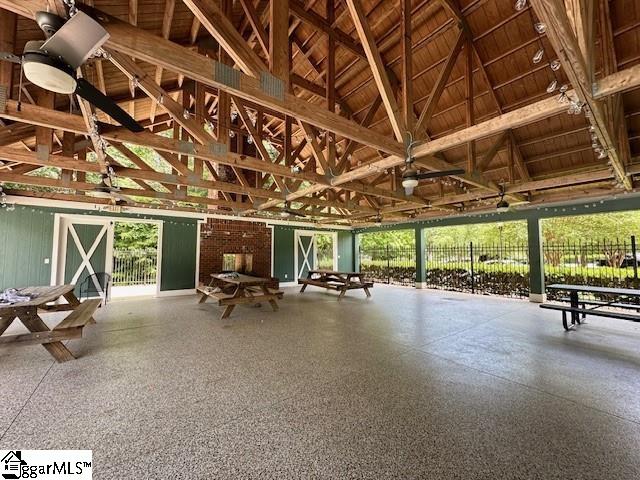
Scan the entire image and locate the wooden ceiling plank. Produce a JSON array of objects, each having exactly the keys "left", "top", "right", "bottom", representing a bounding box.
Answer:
[{"left": 149, "top": 0, "right": 176, "bottom": 123}]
